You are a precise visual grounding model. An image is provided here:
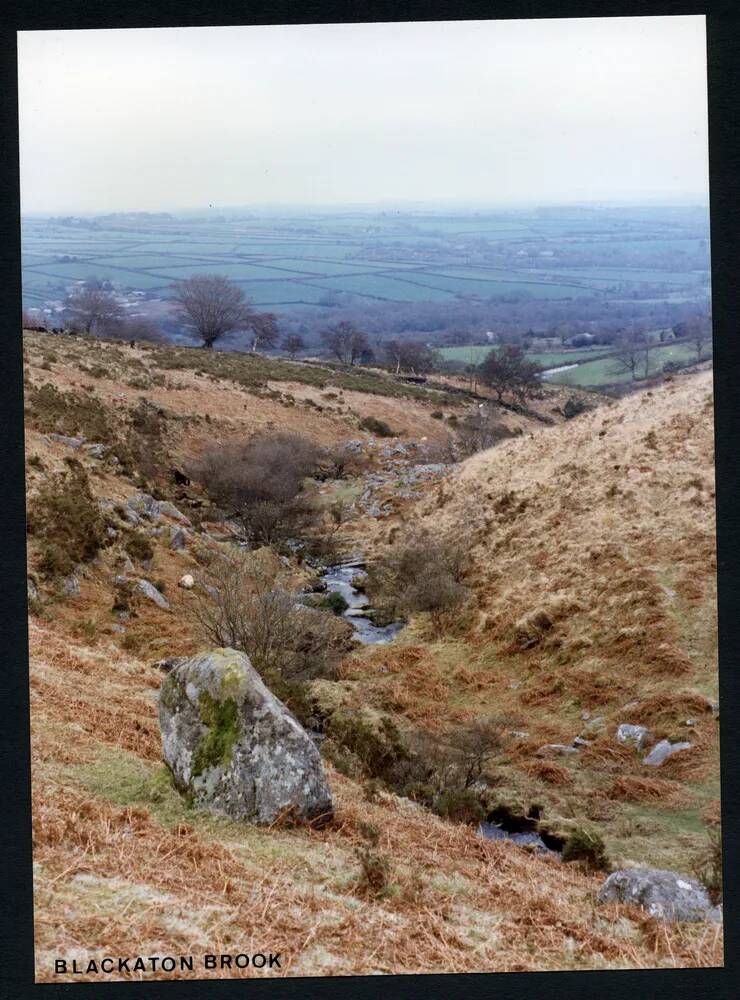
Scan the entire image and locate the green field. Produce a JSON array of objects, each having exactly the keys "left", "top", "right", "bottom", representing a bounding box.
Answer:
[
  {"left": 439, "top": 344, "right": 606, "bottom": 366},
  {"left": 547, "top": 342, "right": 706, "bottom": 387}
]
